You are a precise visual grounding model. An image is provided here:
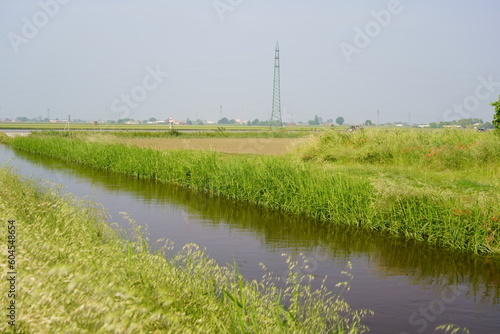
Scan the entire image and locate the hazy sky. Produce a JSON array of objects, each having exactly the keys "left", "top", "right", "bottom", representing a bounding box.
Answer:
[{"left": 1, "top": 0, "right": 499, "bottom": 124}]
